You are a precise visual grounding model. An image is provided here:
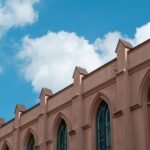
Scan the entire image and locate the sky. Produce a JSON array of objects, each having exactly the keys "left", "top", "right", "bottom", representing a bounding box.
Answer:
[{"left": 0, "top": 0, "right": 150, "bottom": 121}]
